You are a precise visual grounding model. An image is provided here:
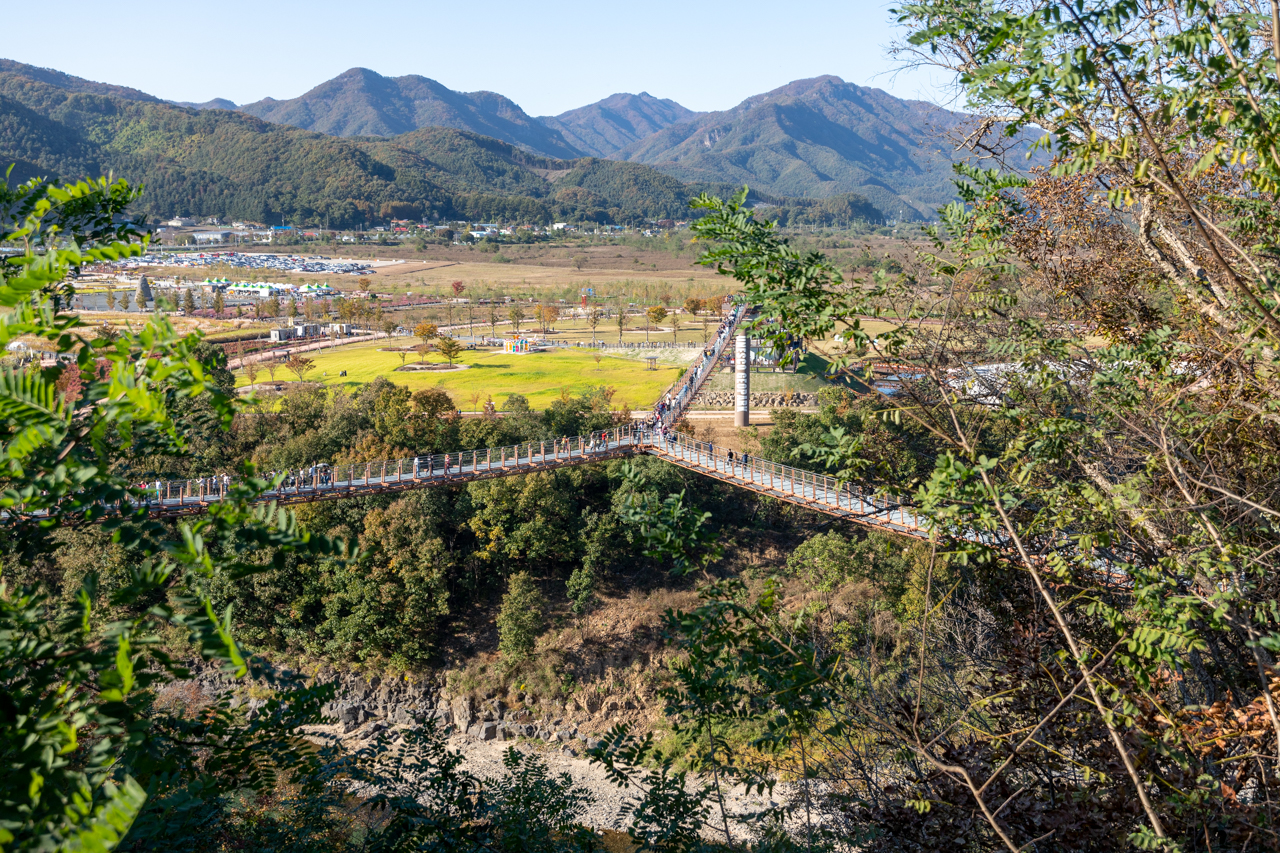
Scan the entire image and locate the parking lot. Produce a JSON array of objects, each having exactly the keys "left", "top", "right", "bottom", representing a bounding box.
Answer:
[{"left": 109, "top": 251, "right": 374, "bottom": 276}]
